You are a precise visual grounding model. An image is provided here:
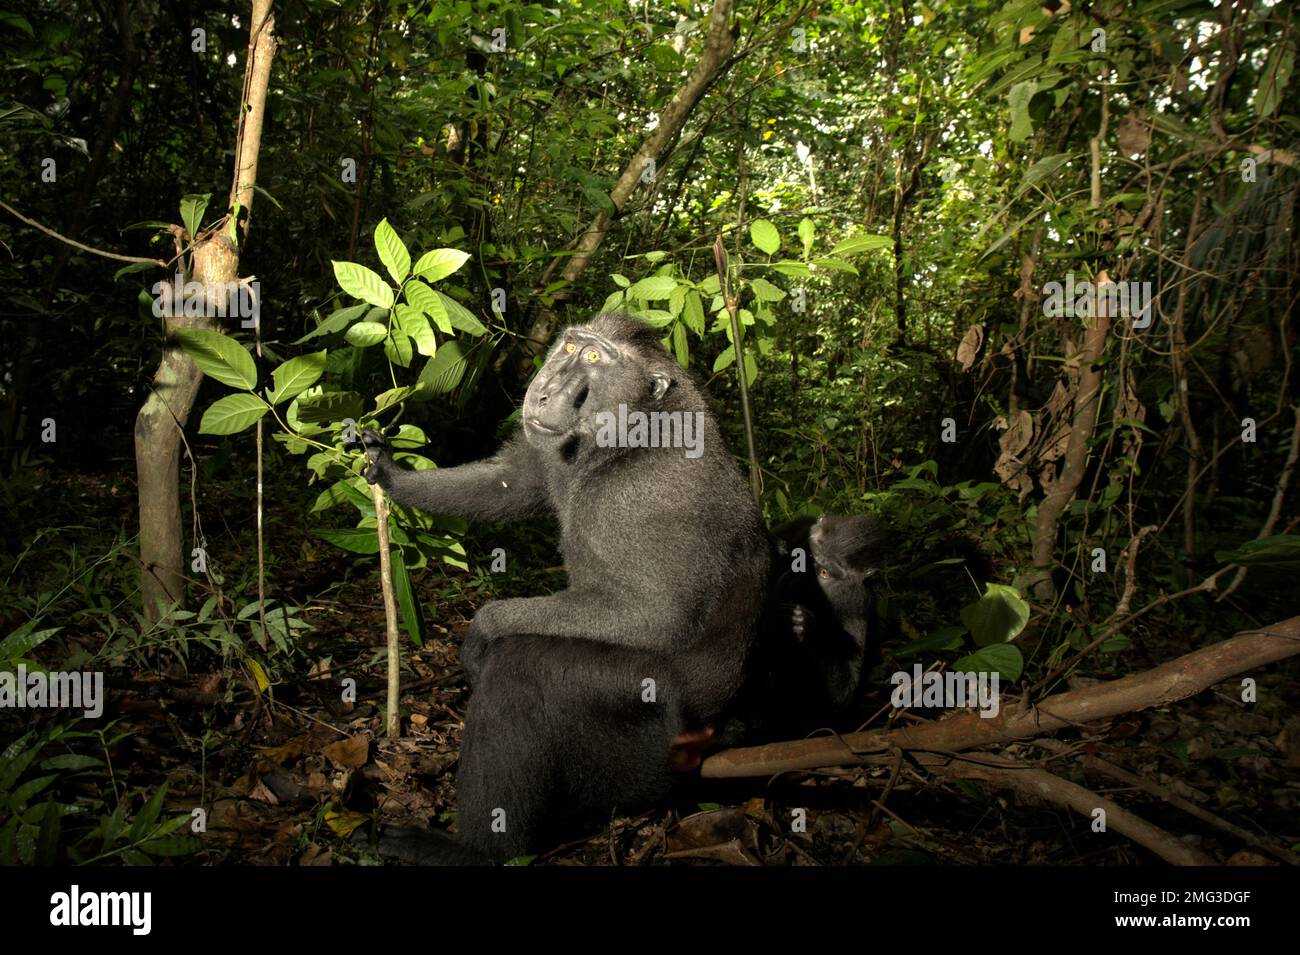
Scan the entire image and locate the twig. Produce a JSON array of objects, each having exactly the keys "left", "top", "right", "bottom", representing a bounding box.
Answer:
[
  {"left": 1219, "top": 403, "right": 1300, "bottom": 600},
  {"left": 0, "top": 198, "right": 167, "bottom": 266}
]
